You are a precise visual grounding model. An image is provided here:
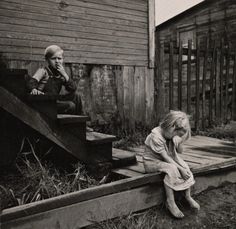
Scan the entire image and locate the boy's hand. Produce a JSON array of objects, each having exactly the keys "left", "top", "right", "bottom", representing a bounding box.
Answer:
[
  {"left": 56, "top": 63, "right": 69, "bottom": 81},
  {"left": 30, "top": 89, "right": 44, "bottom": 95},
  {"left": 173, "top": 136, "right": 182, "bottom": 148},
  {"left": 179, "top": 167, "right": 191, "bottom": 180}
]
